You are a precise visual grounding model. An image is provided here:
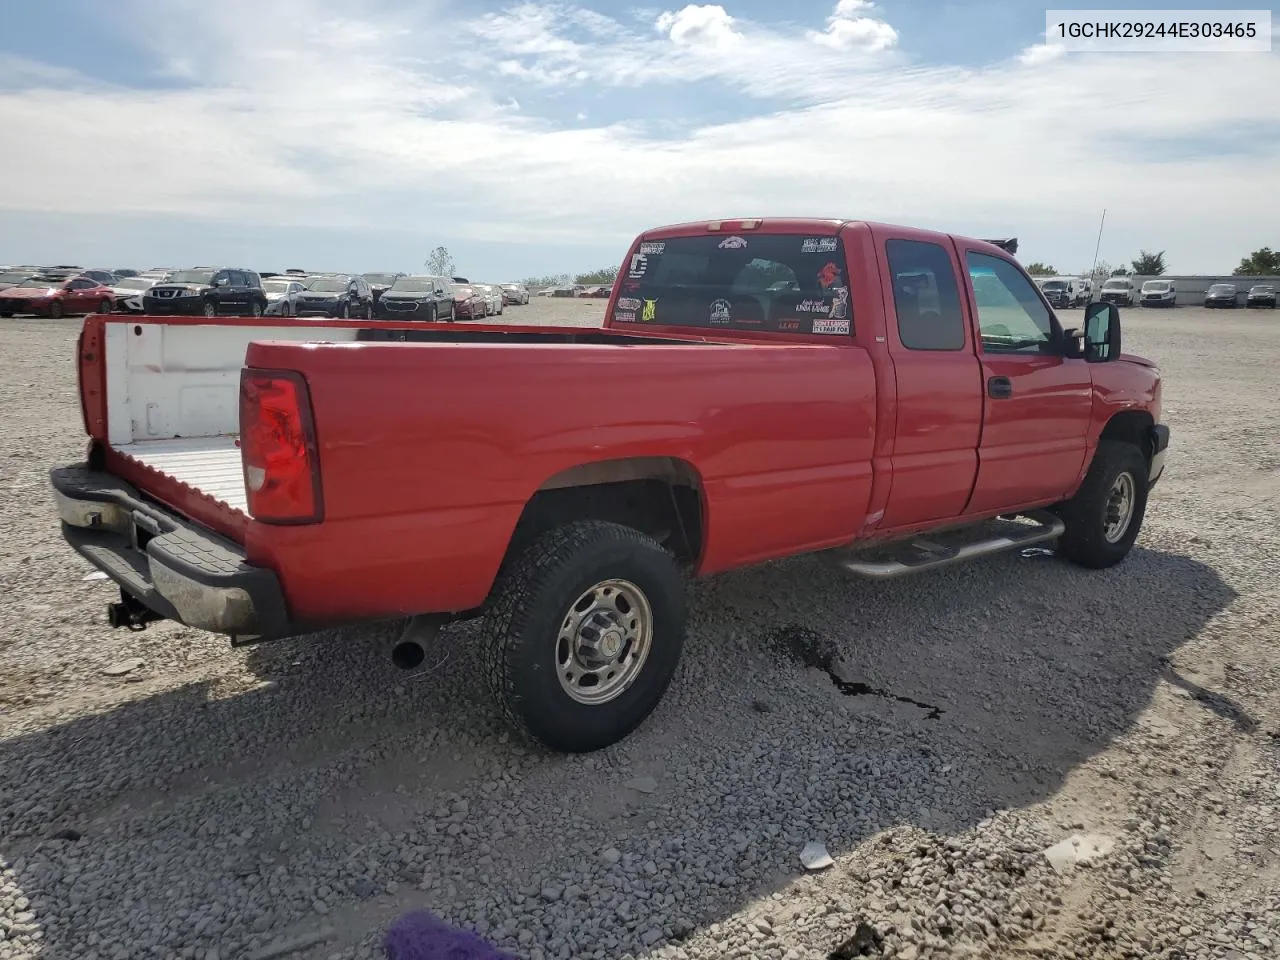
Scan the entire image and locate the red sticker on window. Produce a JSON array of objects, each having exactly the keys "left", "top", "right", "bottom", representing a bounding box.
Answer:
[{"left": 818, "top": 262, "right": 841, "bottom": 288}]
